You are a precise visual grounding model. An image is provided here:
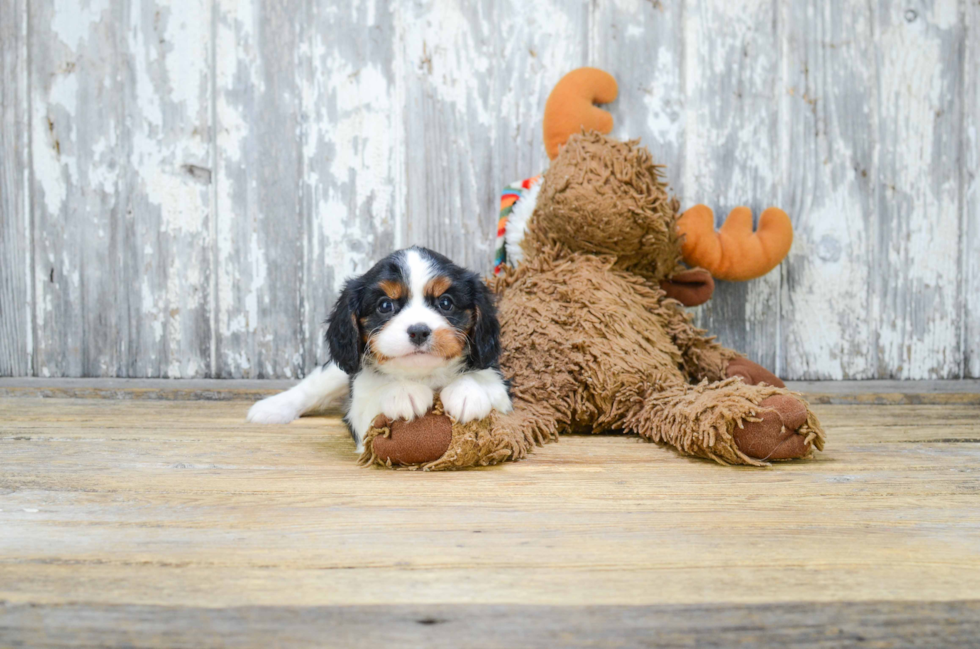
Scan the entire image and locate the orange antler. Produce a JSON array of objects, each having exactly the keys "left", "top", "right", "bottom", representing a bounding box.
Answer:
[
  {"left": 676, "top": 205, "right": 794, "bottom": 281},
  {"left": 543, "top": 68, "right": 618, "bottom": 160}
]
